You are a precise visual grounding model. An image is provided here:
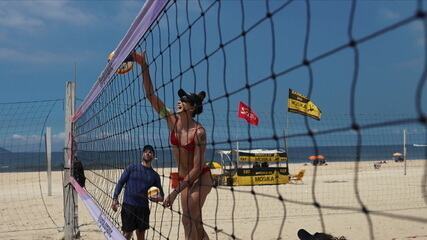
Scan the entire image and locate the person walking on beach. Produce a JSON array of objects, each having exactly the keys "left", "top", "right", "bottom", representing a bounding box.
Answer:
[
  {"left": 131, "top": 51, "right": 212, "bottom": 240},
  {"left": 111, "top": 145, "right": 164, "bottom": 240}
]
